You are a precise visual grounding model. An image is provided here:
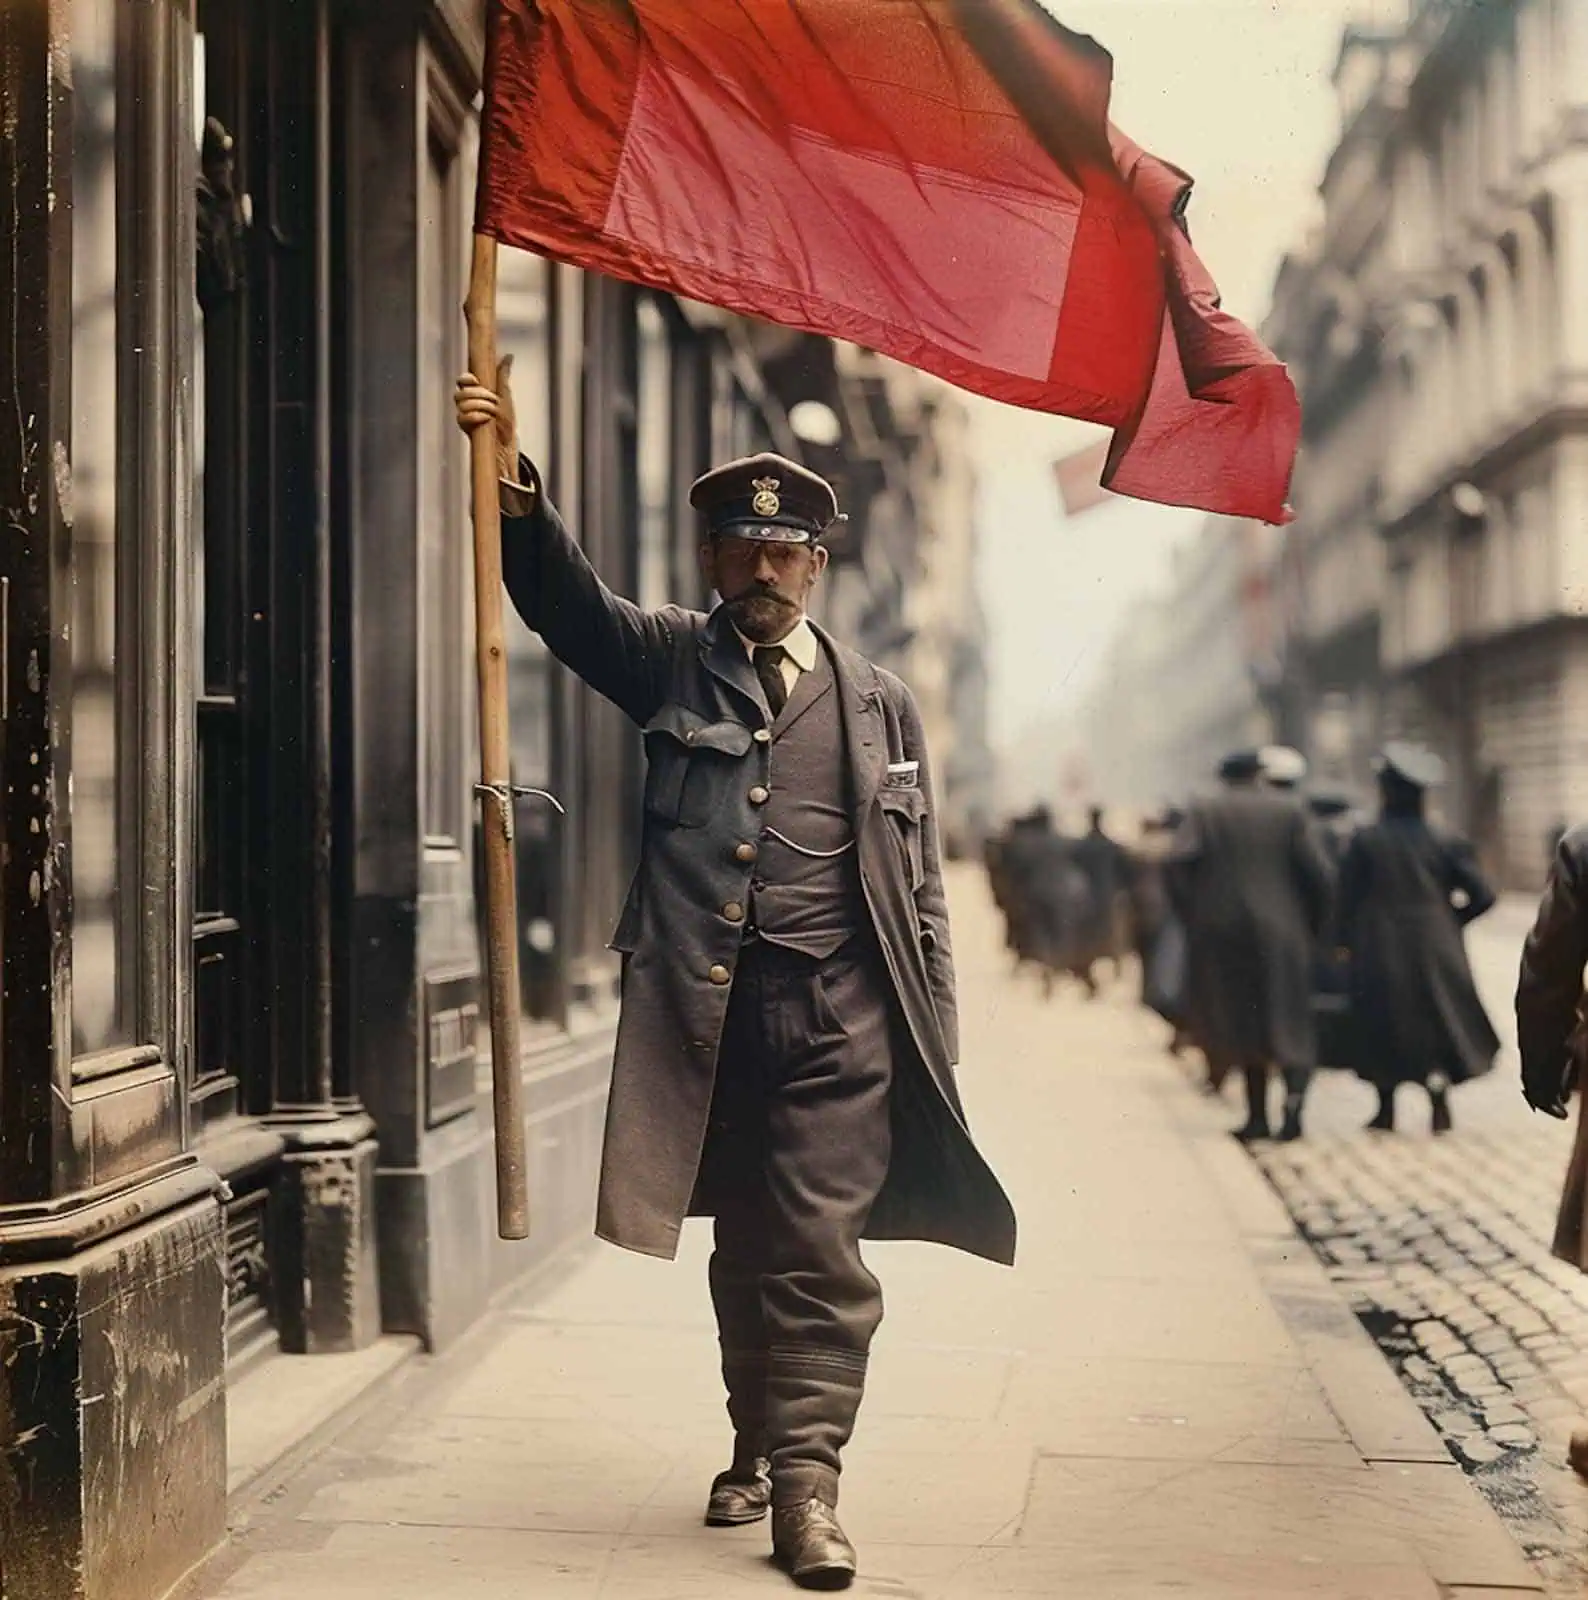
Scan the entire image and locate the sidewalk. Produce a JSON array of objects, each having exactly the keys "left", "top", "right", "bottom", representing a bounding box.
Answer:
[{"left": 186, "top": 871, "right": 1542, "bottom": 1599}]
